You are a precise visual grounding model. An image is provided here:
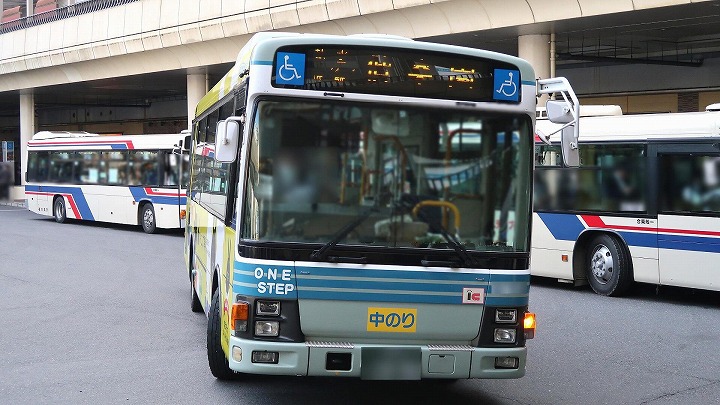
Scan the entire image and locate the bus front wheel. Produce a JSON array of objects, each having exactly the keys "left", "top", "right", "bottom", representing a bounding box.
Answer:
[
  {"left": 140, "top": 204, "right": 157, "bottom": 234},
  {"left": 586, "top": 234, "right": 632, "bottom": 296},
  {"left": 53, "top": 197, "right": 67, "bottom": 223},
  {"left": 207, "top": 289, "right": 237, "bottom": 380}
]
